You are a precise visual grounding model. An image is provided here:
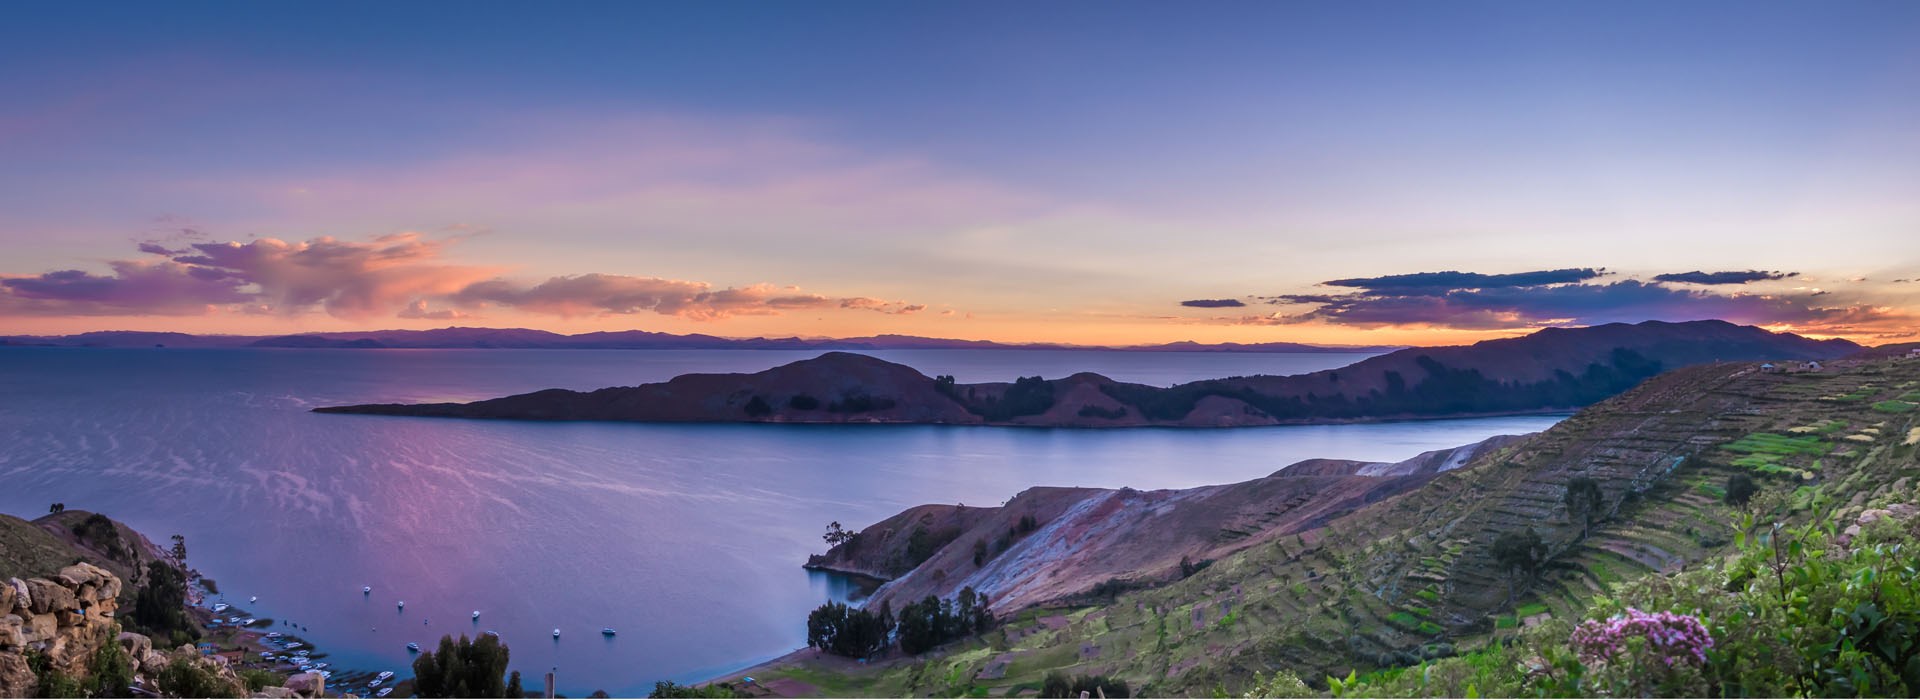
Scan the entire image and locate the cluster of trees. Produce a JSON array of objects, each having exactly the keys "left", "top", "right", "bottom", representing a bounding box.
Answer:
[
  {"left": 1492, "top": 527, "right": 1550, "bottom": 604},
  {"left": 1040, "top": 672, "right": 1130, "bottom": 698},
  {"left": 967, "top": 376, "right": 1056, "bottom": 421},
  {"left": 71, "top": 513, "right": 131, "bottom": 562},
  {"left": 743, "top": 396, "right": 773, "bottom": 417},
  {"left": 822, "top": 521, "right": 858, "bottom": 548},
  {"left": 1563, "top": 477, "right": 1605, "bottom": 541},
  {"left": 46, "top": 502, "right": 68, "bottom": 514},
  {"left": 902, "top": 525, "right": 957, "bottom": 570},
  {"left": 648, "top": 681, "right": 746, "bottom": 698},
  {"left": 827, "top": 391, "right": 897, "bottom": 413},
  {"left": 410, "top": 634, "right": 523, "bottom": 699},
  {"left": 1102, "top": 349, "right": 1667, "bottom": 422},
  {"left": 898, "top": 588, "right": 994, "bottom": 654},
  {"left": 130, "top": 560, "right": 197, "bottom": 645},
  {"left": 806, "top": 588, "right": 995, "bottom": 659},
  {"left": 806, "top": 600, "right": 893, "bottom": 658}
]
